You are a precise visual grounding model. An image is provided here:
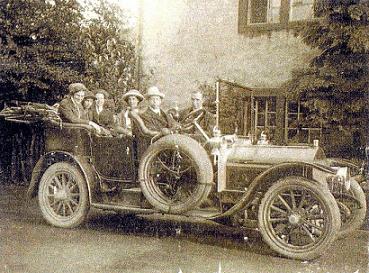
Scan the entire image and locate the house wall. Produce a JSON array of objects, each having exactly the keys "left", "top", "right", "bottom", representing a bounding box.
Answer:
[{"left": 140, "top": 0, "right": 317, "bottom": 107}]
